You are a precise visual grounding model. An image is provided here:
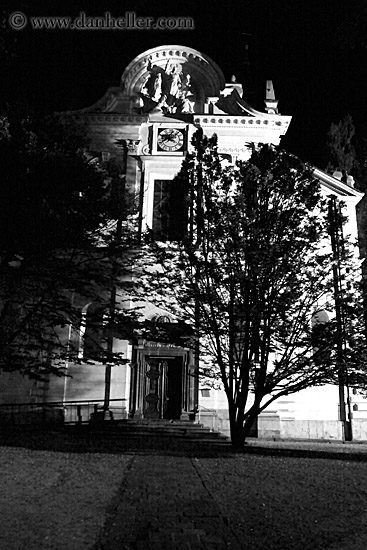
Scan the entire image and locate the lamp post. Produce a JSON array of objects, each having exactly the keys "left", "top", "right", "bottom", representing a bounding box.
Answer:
[
  {"left": 327, "top": 195, "right": 352, "bottom": 441},
  {"left": 102, "top": 146, "right": 127, "bottom": 416}
]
